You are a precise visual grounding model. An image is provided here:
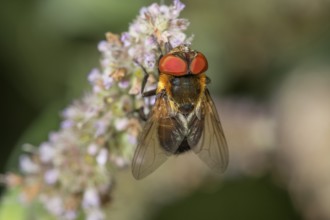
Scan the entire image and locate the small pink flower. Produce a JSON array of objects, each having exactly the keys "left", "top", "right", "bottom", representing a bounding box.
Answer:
[
  {"left": 102, "top": 74, "right": 113, "bottom": 89},
  {"left": 173, "top": 0, "right": 185, "bottom": 15},
  {"left": 83, "top": 188, "right": 100, "bottom": 208},
  {"left": 87, "top": 144, "right": 99, "bottom": 156},
  {"left": 115, "top": 118, "right": 129, "bottom": 131},
  {"left": 94, "top": 120, "right": 108, "bottom": 137},
  {"left": 96, "top": 148, "right": 108, "bottom": 166},
  {"left": 39, "top": 142, "right": 55, "bottom": 163},
  {"left": 19, "top": 155, "right": 39, "bottom": 174},
  {"left": 88, "top": 68, "right": 102, "bottom": 84},
  {"left": 118, "top": 80, "right": 130, "bottom": 89},
  {"left": 61, "top": 120, "right": 74, "bottom": 129},
  {"left": 97, "top": 40, "right": 109, "bottom": 53},
  {"left": 44, "top": 169, "right": 59, "bottom": 185},
  {"left": 121, "top": 32, "right": 131, "bottom": 46}
]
